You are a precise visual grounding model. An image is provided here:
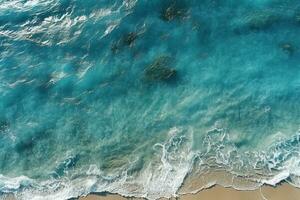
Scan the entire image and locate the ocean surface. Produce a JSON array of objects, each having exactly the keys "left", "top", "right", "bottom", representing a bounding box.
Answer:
[{"left": 0, "top": 0, "right": 300, "bottom": 199}]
